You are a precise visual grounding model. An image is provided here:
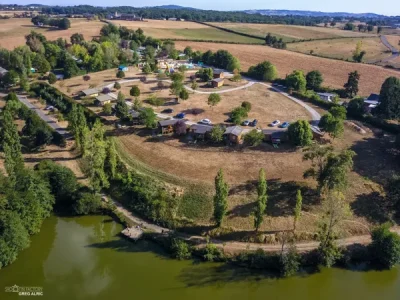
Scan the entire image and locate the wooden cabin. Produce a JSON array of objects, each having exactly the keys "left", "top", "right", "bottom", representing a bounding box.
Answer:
[
  {"left": 263, "top": 129, "right": 289, "bottom": 143},
  {"left": 158, "top": 119, "right": 180, "bottom": 135},
  {"left": 211, "top": 78, "right": 224, "bottom": 88},
  {"left": 95, "top": 94, "right": 113, "bottom": 106},
  {"left": 80, "top": 88, "right": 99, "bottom": 98},
  {"left": 213, "top": 69, "right": 224, "bottom": 79},
  {"left": 224, "top": 126, "right": 244, "bottom": 144},
  {"left": 190, "top": 124, "right": 213, "bottom": 140}
]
